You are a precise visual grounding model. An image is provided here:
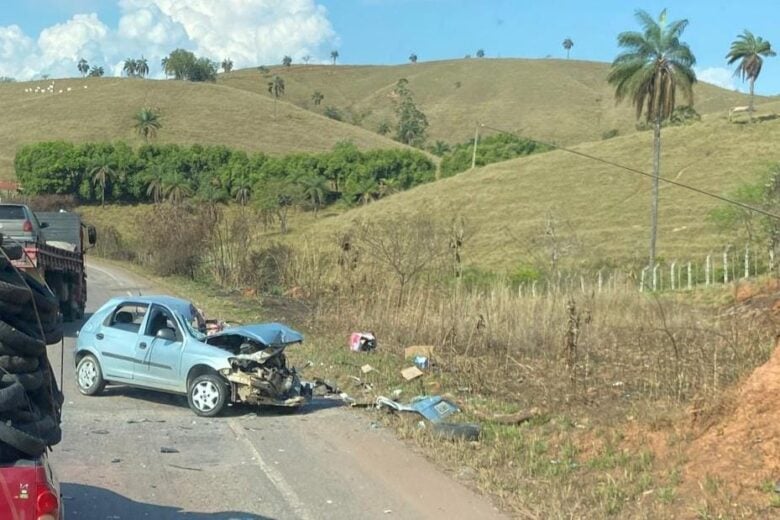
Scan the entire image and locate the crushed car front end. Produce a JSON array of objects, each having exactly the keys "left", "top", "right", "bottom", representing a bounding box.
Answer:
[{"left": 204, "top": 323, "right": 311, "bottom": 408}]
